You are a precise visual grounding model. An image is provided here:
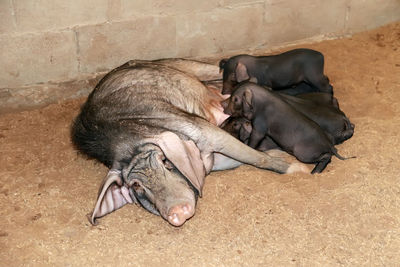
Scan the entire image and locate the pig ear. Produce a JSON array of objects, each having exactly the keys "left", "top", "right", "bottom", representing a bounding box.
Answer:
[
  {"left": 219, "top": 59, "right": 228, "bottom": 73},
  {"left": 243, "top": 89, "right": 254, "bottom": 119},
  {"left": 89, "top": 169, "right": 134, "bottom": 225},
  {"left": 249, "top": 76, "right": 258, "bottom": 83},
  {"left": 243, "top": 120, "right": 252, "bottom": 133},
  {"left": 153, "top": 131, "right": 206, "bottom": 196},
  {"left": 235, "top": 62, "right": 250, "bottom": 82},
  {"left": 239, "top": 120, "right": 252, "bottom": 141}
]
